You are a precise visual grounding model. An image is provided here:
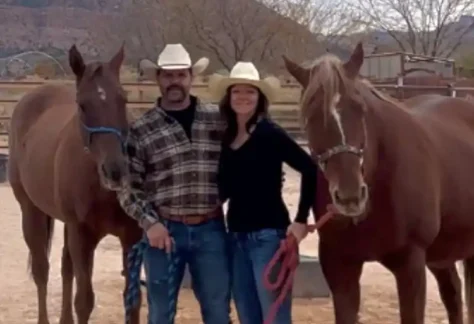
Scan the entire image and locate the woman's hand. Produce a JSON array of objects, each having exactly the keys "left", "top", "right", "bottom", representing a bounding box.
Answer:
[{"left": 286, "top": 222, "right": 309, "bottom": 243}]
